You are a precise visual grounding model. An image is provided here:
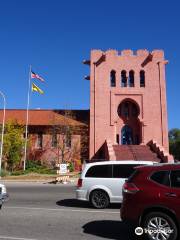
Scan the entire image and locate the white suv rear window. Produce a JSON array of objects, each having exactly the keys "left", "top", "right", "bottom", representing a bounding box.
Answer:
[
  {"left": 85, "top": 165, "right": 112, "bottom": 178},
  {"left": 113, "top": 164, "right": 139, "bottom": 178},
  {"left": 85, "top": 164, "right": 140, "bottom": 178}
]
